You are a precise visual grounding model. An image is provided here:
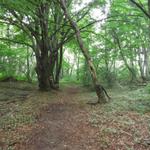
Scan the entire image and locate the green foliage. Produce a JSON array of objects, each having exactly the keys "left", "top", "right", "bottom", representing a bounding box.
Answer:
[
  {"left": 117, "top": 67, "right": 130, "bottom": 82},
  {"left": 145, "top": 83, "right": 150, "bottom": 94},
  {"left": 0, "top": 0, "right": 150, "bottom": 86},
  {"left": 98, "top": 67, "right": 116, "bottom": 87}
]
